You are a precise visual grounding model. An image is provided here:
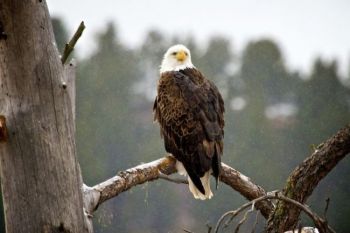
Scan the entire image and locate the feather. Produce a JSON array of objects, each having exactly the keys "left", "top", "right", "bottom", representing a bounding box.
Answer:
[{"left": 154, "top": 52, "right": 224, "bottom": 200}]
